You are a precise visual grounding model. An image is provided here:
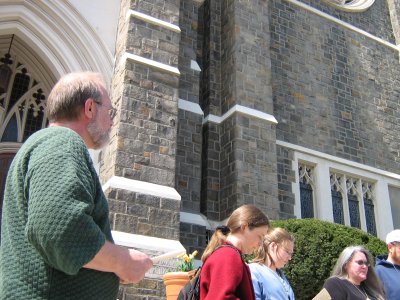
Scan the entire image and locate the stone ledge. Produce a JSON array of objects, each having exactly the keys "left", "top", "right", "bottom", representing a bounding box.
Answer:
[
  {"left": 112, "top": 230, "right": 185, "bottom": 278},
  {"left": 103, "top": 175, "right": 181, "bottom": 201}
]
